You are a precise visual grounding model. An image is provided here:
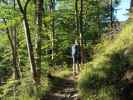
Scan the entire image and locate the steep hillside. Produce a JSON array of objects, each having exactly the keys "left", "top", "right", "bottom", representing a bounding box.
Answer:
[{"left": 78, "top": 20, "right": 133, "bottom": 100}]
